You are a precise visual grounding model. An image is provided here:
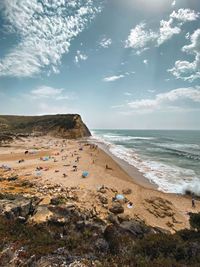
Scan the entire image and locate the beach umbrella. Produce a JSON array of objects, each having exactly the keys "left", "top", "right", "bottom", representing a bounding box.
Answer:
[
  {"left": 82, "top": 171, "right": 89, "bottom": 178},
  {"left": 116, "top": 194, "right": 125, "bottom": 200}
]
